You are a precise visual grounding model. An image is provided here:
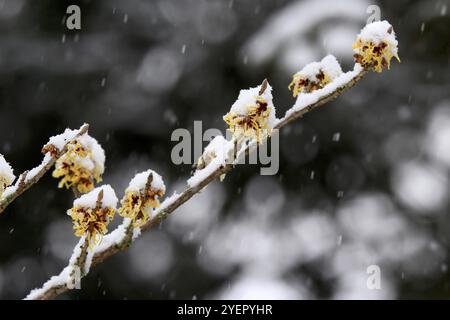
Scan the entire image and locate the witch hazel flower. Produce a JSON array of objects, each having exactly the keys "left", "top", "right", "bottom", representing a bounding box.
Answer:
[
  {"left": 0, "top": 154, "right": 15, "bottom": 197},
  {"left": 223, "top": 79, "right": 277, "bottom": 142},
  {"left": 288, "top": 55, "right": 343, "bottom": 97},
  {"left": 353, "top": 20, "right": 400, "bottom": 73},
  {"left": 118, "top": 170, "right": 166, "bottom": 228},
  {"left": 50, "top": 132, "right": 105, "bottom": 194},
  {"left": 67, "top": 185, "right": 118, "bottom": 247}
]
